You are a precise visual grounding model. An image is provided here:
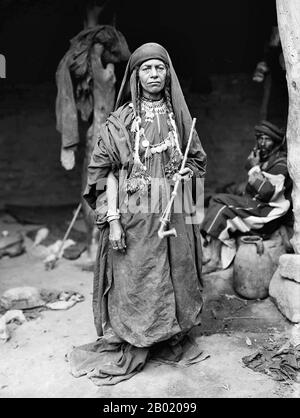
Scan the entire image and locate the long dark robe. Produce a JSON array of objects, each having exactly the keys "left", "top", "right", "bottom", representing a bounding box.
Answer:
[{"left": 68, "top": 101, "right": 206, "bottom": 385}]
